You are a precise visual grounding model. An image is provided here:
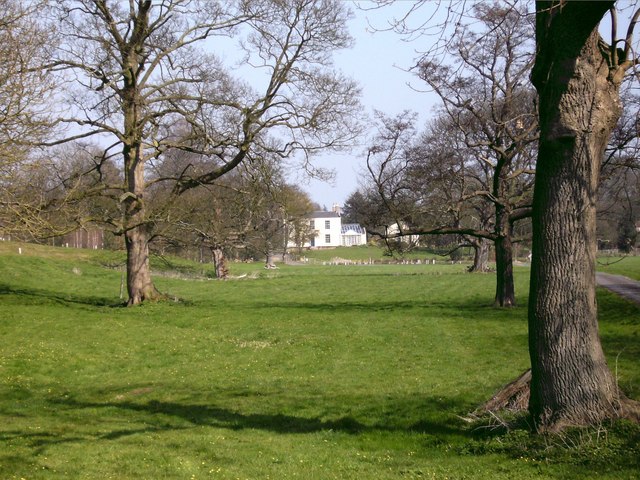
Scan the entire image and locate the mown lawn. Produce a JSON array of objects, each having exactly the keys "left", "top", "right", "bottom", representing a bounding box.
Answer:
[
  {"left": 597, "top": 254, "right": 640, "bottom": 281},
  {"left": 1, "top": 242, "right": 639, "bottom": 479},
  {"left": 291, "top": 245, "right": 478, "bottom": 263}
]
